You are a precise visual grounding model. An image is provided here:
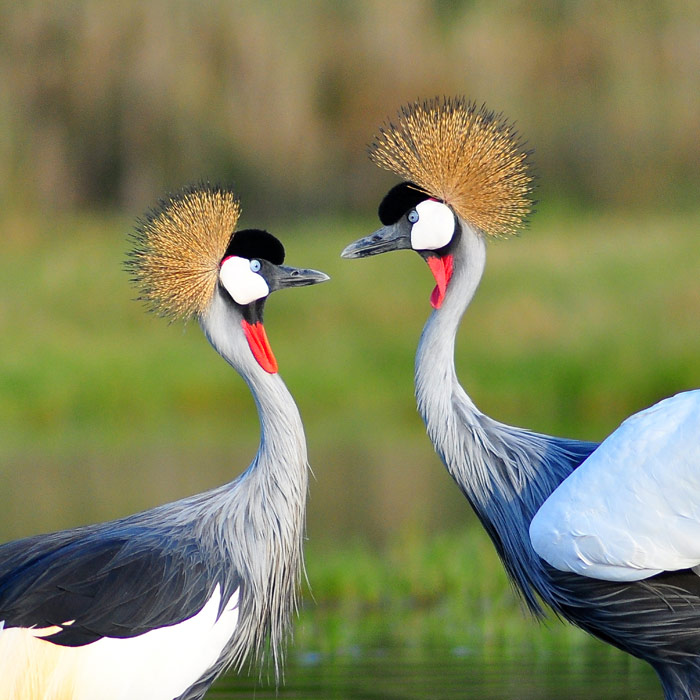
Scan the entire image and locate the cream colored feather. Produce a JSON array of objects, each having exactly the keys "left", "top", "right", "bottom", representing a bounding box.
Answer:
[
  {"left": 369, "top": 97, "right": 533, "bottom": 238},
  {"left": 126, "top": 185, "right": 241, "bottom": 319}
]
